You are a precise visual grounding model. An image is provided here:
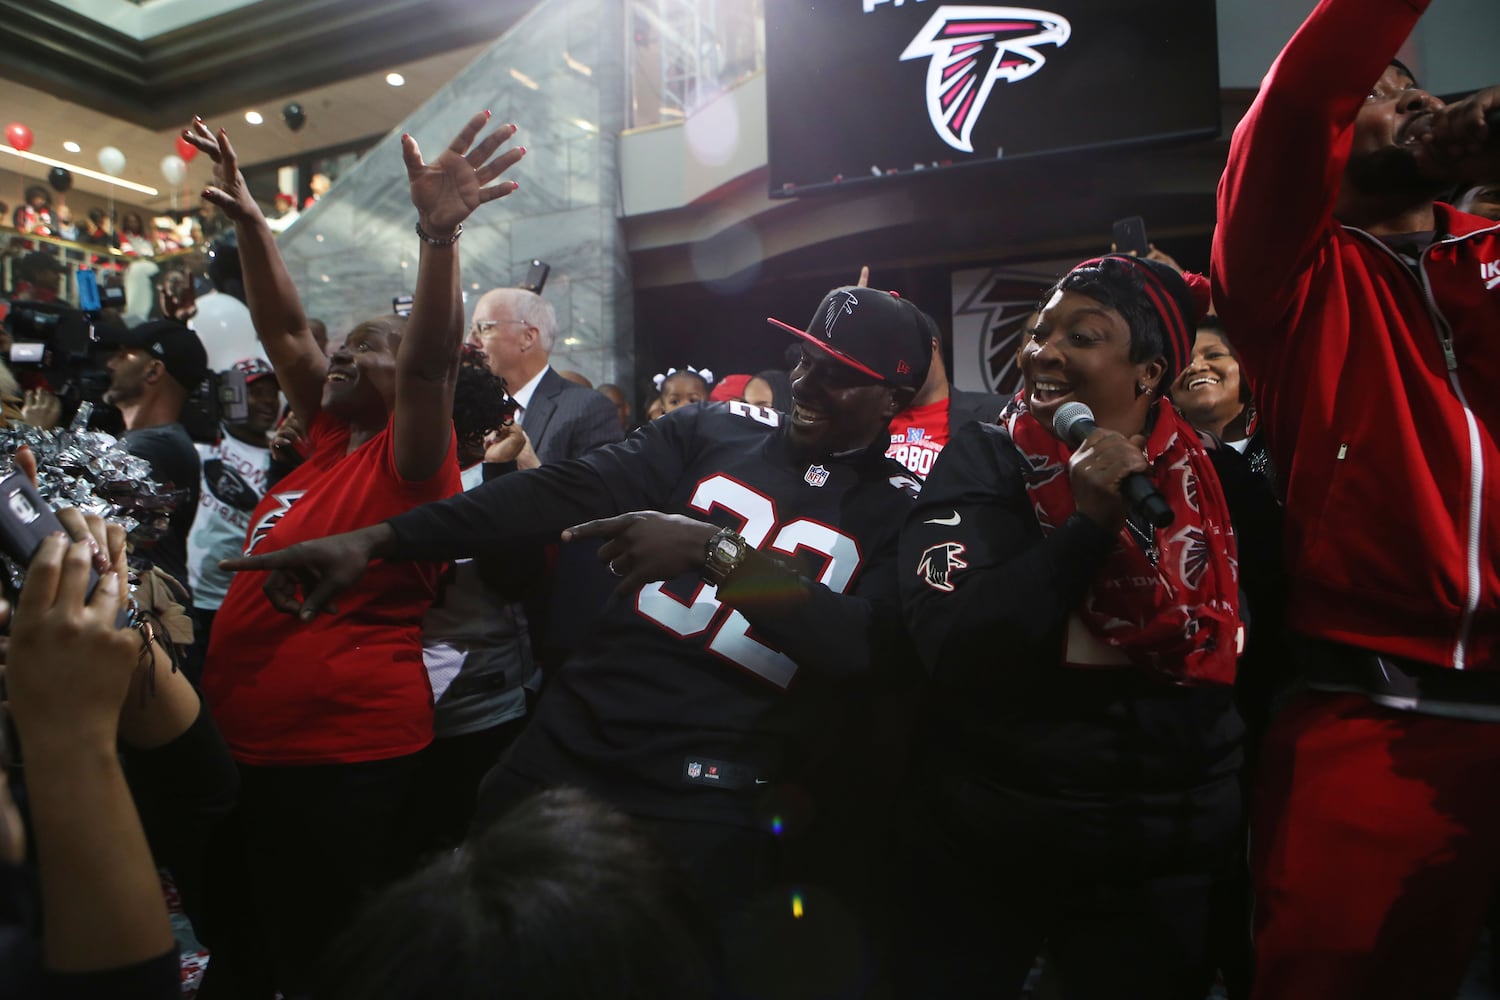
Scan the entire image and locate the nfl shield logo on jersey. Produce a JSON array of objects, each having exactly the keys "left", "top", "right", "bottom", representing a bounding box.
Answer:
[
  {"left": 805, "top": 464, "right": 830, "bottom": 487},
  {"left": 687, "top": 761, "right": 702, "bottom": 779}
]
